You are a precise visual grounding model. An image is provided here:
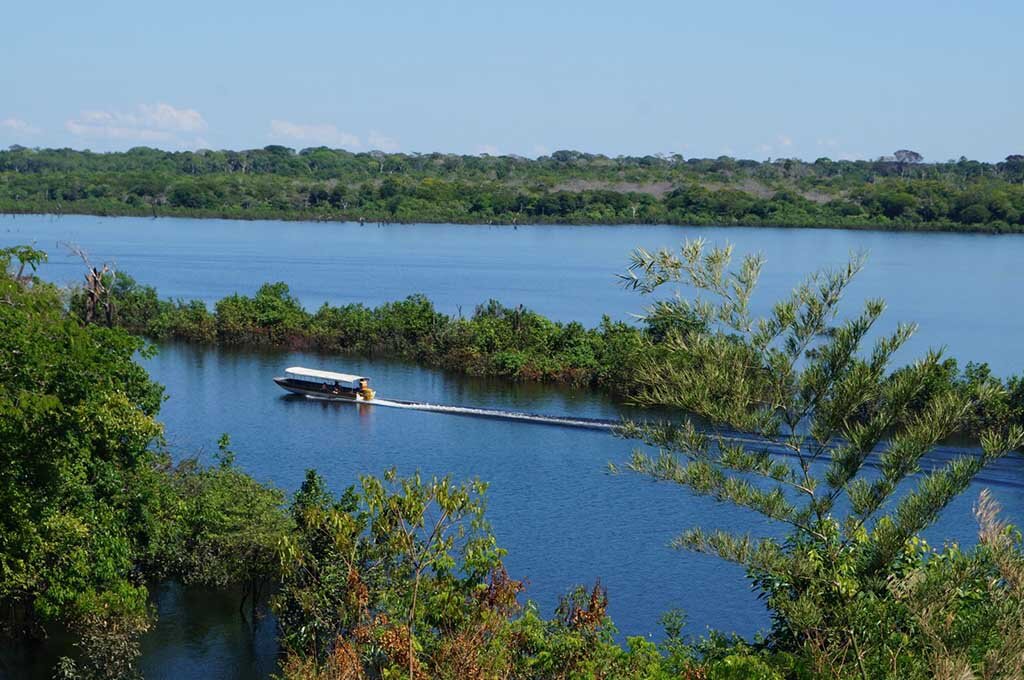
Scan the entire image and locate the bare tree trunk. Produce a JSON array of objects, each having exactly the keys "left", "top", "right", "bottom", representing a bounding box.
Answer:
[{"left": 64, "top": 243, "right": 114, "bottom": 326}]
